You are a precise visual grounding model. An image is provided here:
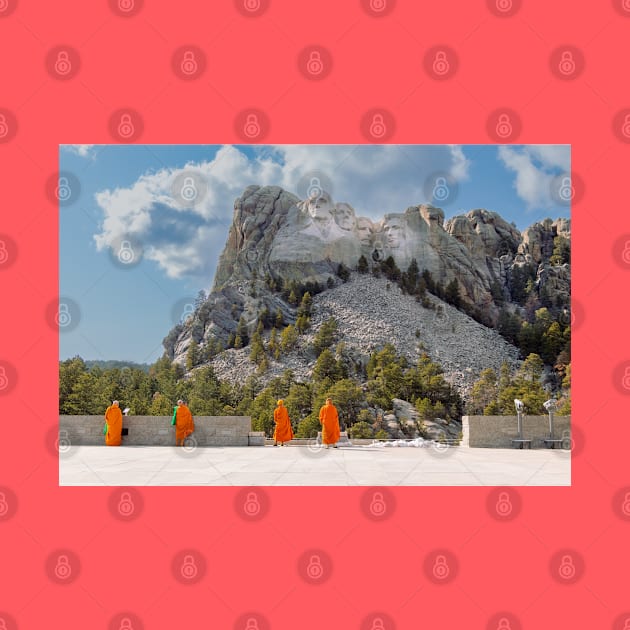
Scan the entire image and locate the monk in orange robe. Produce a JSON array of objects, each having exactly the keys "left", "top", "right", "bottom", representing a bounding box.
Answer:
[
  {"left": 319, "top": 397, "right": 340, "bottom": 448},
  {"left": 175, "top": 399, "right": 195, "bottom": 446},
  {"left": 104, "top": 400, "right": 123, "bottom": 446},
  {"left": 273, "top": 399, "right": 294, "bottom": 446}
]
